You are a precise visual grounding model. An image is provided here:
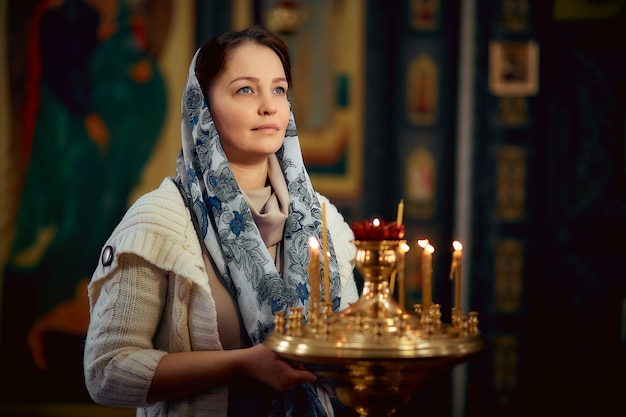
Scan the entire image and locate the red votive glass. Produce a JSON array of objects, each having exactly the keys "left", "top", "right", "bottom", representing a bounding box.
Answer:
[{"left": 350, "top": 219, "right": 405, "bottom": 241}]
